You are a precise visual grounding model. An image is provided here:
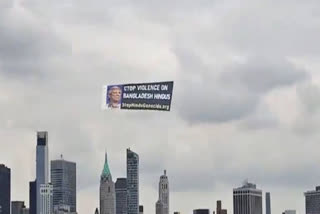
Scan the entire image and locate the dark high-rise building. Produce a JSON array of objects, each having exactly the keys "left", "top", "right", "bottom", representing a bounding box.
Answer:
[
  {"left": 11, "top": 201, "right": 25, "bottom": 214},
  {"left": 127, "top": 149, "right": 139, "bottom": 214},
  {"left": 29, "top": 181, "right": 37, "bottom": 214},
  {"left": 305, "top": 186, "right": 320, "bottom": 214},
  {"left": 51, "top": 157, "right": 77, "bottom": 212},
  {"left": 139, "top": 206, "right": 143, "bottom": 214},
  {"left": 0, "top": 164, "right": 10, "bottom": 214},
  {"left": 22, "top": 208, "right": 29, "bottom": 214},
  {"left": 194, "top": 209, "right": 210, "bottom": 214},
  {"left": 266, "top": 193, "right": 271, "bottom": 214},
  {"left": 216, "top": 201, "right": 227, "bottom": 214},
  {"left": 115, "top": 178, "right": 127, "bottom": 214},
  {"left": 36, "top": 131, "right": 49, "bottom": 214},
  {"left": 233, "top": 181, "right": 262, "bottom": 214}
]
